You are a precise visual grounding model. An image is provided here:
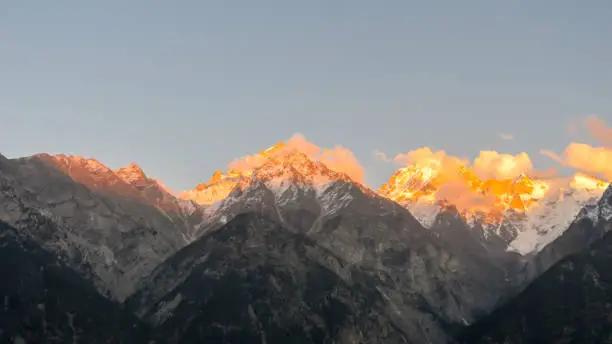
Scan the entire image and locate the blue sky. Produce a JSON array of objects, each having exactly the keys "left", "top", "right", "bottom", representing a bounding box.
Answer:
[{"left": 1, "top": 1, "right": 611, "bottom": 190}]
